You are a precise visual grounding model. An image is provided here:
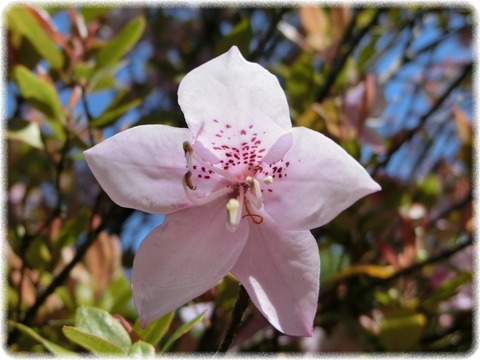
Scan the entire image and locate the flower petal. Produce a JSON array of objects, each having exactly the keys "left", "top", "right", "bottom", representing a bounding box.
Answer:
[
  {"left": 84, "top": 125, "right": 226, "bottom": 214},
  {"left": 262, "top": 127, "right": 381, "bottom": 231},
  {"left": 178, "top": 46, "right": 291, "bottom": 172},
  {"left": 231, "top": 211, "right": 320, "bottom": 336},
  {"left": 131, "top": 197, "right": 249, "bottom": 327}
]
